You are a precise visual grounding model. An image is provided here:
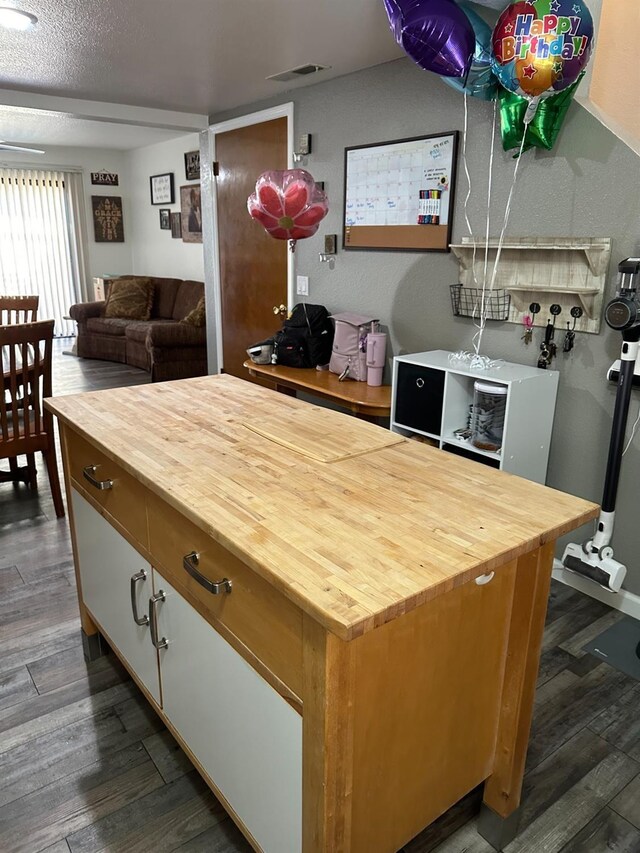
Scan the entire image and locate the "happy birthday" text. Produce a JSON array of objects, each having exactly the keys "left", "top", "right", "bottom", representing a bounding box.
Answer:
[{"left": 501, "top": 14, "right": 588, "bottom": 61}]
